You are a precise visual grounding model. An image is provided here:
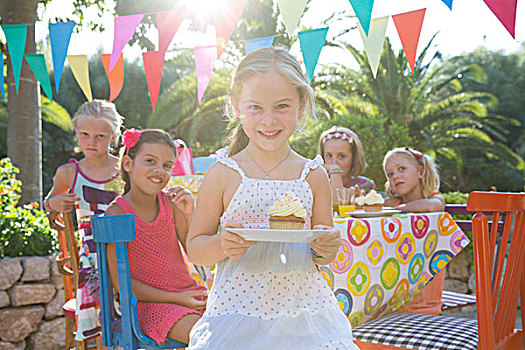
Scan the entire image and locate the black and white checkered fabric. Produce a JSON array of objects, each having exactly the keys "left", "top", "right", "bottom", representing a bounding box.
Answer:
[
  {"left": 353, "top": 312, "right": 478, "bottom": 350},
  {"left": 441, "top": 290, "right": 477, "bottom": 310}
]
